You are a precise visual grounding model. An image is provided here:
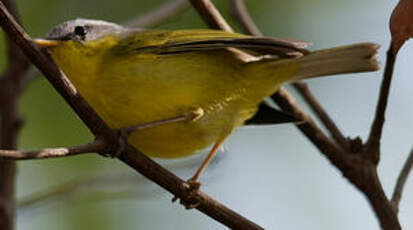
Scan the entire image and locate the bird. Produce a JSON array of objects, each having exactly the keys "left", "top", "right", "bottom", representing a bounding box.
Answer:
[{"left": 34, "top": 18, "right": 379, "bottom": 182}]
